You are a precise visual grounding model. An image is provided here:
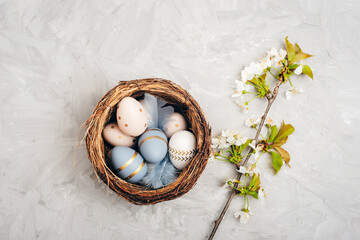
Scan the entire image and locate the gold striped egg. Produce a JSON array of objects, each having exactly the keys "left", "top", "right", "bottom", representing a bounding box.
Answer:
[
  {"left": 110, "top": 146, "right": 147, "bottom": 183},
  {"left": 169, "top": 130, "right": 196, "bottom": 170},
  {"left": 138, "top": 128, "right": 168, "bottom": 163}
]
